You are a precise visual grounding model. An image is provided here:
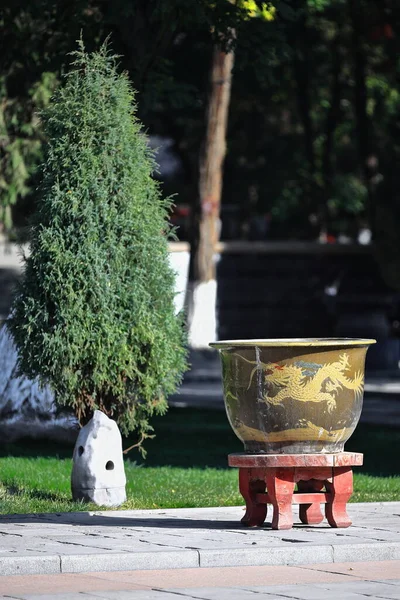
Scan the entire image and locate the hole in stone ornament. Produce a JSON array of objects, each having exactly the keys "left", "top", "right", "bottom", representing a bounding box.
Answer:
[
  {"left": 78, "top": 446, "right": 84, "bottom": 456},
  {"left": 105, "top": 461, "right": 114, "bottom": 471}
]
